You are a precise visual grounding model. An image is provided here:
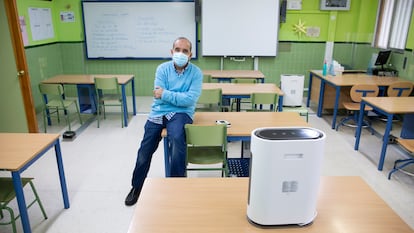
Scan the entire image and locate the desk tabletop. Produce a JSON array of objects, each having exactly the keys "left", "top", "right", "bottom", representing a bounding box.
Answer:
[
  {"left": 0, "top": 133, "right": 60, "bottom": 171},
  {"left": 194, "top": 112, "right": 308, "bottom": 137},
  {"left": 362, "top": 97, "right": 414, "bottom": 114},
  {"left": 128, "top": 177, "right": 412, "bottom": 233},
  {"left": 203, "top": 70, "right": 265, "bottom": 78},
  {"left": 310, "top": 70, "right": 409, "bottom": 86},
  {"left": 42, "top": 74, "right": 134, "bottom": 85},
  {"left": 203, "top": 83, "right": 284, "bottom": 96}
]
